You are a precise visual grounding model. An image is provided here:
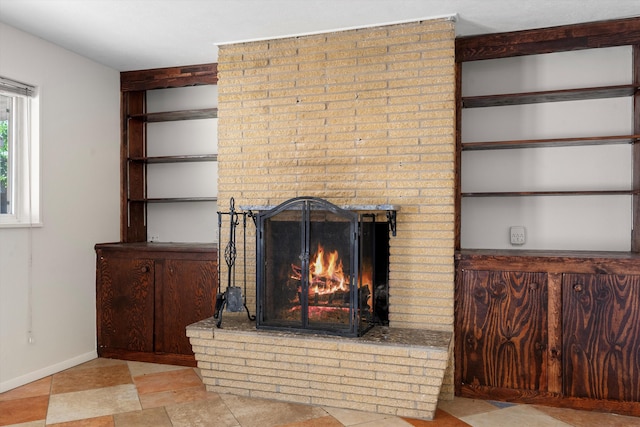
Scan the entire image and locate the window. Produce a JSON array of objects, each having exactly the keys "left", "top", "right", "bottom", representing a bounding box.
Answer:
[{"left": 0, "top": 76, "right": 39, "bottom": 227}]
